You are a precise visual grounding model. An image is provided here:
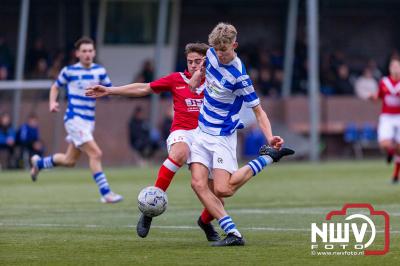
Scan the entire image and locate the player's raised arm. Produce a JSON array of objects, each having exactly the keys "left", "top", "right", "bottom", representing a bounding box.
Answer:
[
  {"left": 49, "top": 84, "right": 60, "bottom": 113},
  {"left": 188, "top": 69, "right": 203, "bottom": 92},
  {"left": 252, "top": 105, "right": 284, "bottom": 149},
  {"left": 86, "top": 83, "right": 152, "bottom": 98}
]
